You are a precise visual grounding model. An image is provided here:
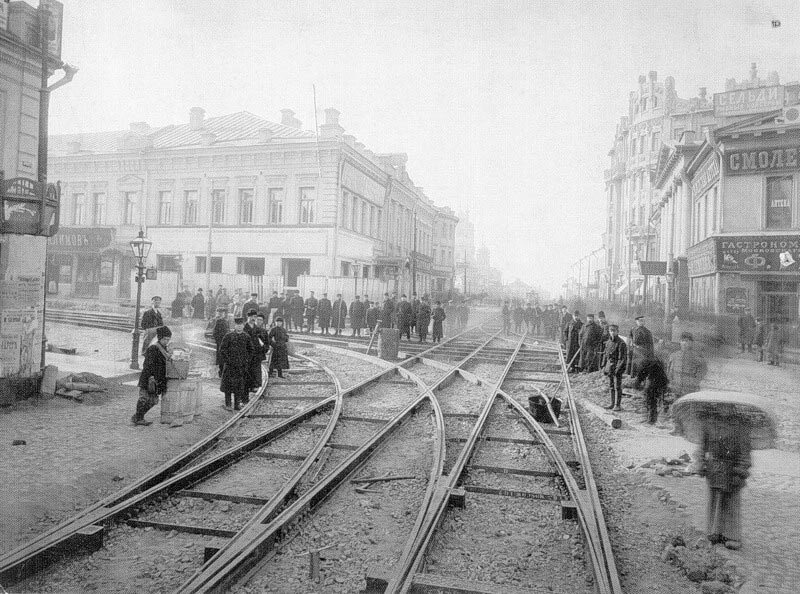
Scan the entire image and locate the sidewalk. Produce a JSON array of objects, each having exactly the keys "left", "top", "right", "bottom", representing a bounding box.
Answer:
[{"left": 573, "top": 353, "right": 800, "bottom": 593}]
